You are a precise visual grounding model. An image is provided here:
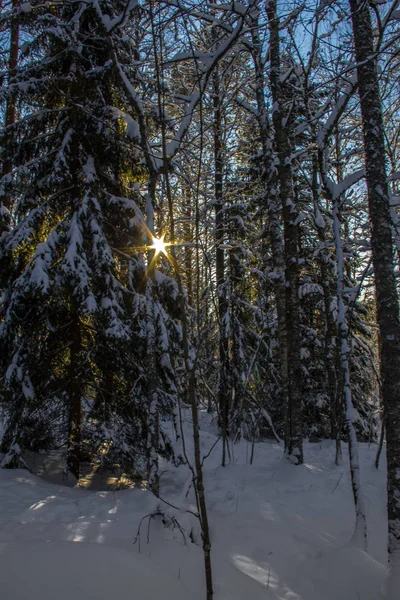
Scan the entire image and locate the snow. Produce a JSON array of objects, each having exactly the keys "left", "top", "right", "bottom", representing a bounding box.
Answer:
[
  {"left": 324, "top": 169, "right": 365, "bottom": 202},
  {"left": 165, "top": 92, "right": 200, "bottom": 158},
  {"left": 110, "top": 107, "right": 140, "bottom": 140},
  {"left": 212, "top": 3, "right": 251, "bottom": 17},
  {"left": 318, "top": 75, "right": 357, "bottom": 150},
  {"left": 91, "top": 0, "right": 138, "bottom": 32},
  {"left": 0, "top": 541, "right": 191, "bottom": 600},
  {"left": 0, "top": 412, "right": 389, "bottom": 600},
  {"left": 82, "top": 156, "right": 96, "bottom": 183},
  {"left": 20, "top": 2, "right": 32, "bottom": 13}
]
